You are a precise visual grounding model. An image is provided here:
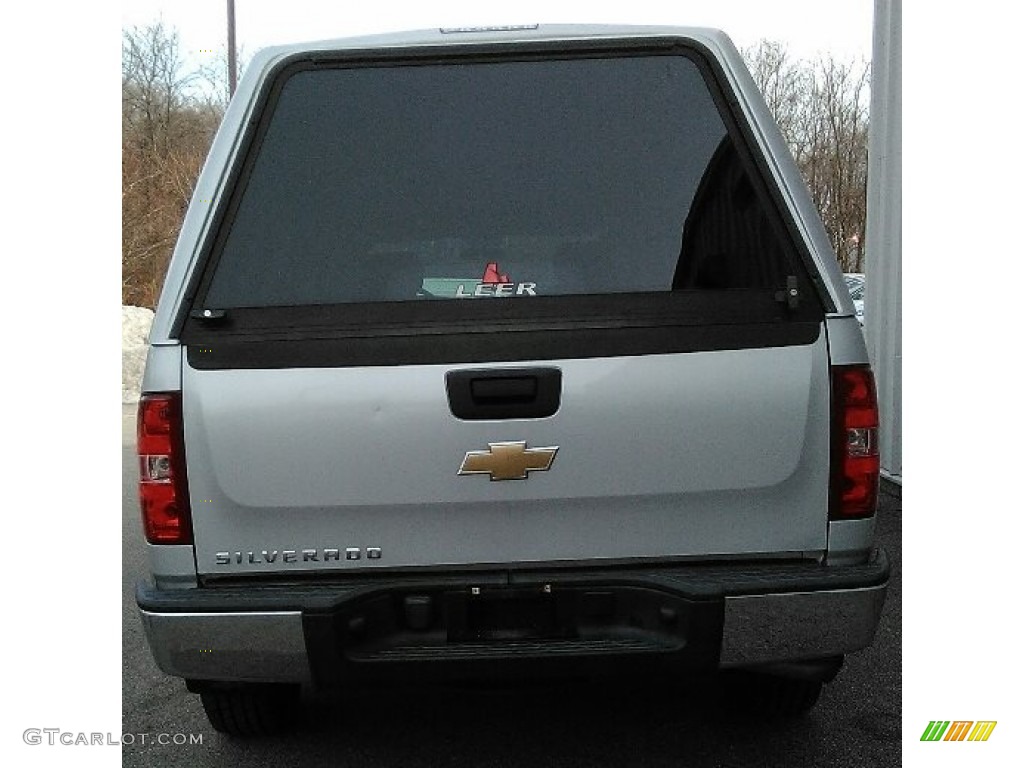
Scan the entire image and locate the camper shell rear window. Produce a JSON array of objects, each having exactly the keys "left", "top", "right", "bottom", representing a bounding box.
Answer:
[{"left": 192, "top": 47, "right": 818, "bottom": 313}]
